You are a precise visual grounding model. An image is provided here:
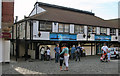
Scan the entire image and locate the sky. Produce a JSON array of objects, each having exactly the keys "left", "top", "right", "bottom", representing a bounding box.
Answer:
[{"left": 14, "top": 0, "right": 119, "bottom": 21}]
